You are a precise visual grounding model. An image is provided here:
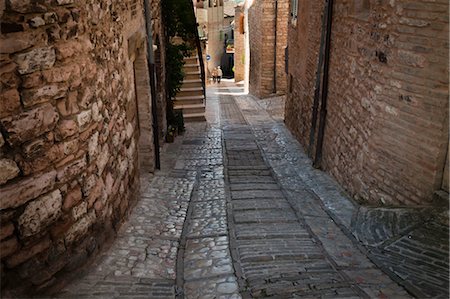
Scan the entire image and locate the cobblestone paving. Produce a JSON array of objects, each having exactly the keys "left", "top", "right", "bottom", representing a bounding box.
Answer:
[
  {"left": 228, "top": 82, "right": 448, "bottom": 298},
  {"left": 56, "top": 81, "right": 448, "bottom": 298},
  {"left": 55, "top": 174, "right": 194, "bottom": 298}
]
